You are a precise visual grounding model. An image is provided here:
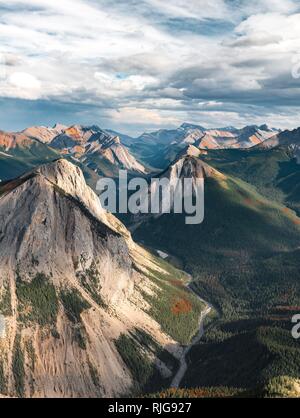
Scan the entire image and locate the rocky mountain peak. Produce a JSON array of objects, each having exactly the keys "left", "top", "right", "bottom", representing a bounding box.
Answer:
[
  {"left": 0, "top": 158, "right": 133, "bottom": 294},
  {"left": 180, "top": 122, "right": 206, "bottom": 131},
  {"left": 52, "top": 123, "right": 68, "bottom": 130},
  {"left": 33, "top": 159, "right": 104, "bottom": 217},
  {"left": 32, "top": 158, "right": 132, "bottom": 236},
  {"left": 159, "top": 154, "right": 226, "bottom": 186},
  {"left": 0, "top": 157, "right": 185, "bottom": 398}
]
